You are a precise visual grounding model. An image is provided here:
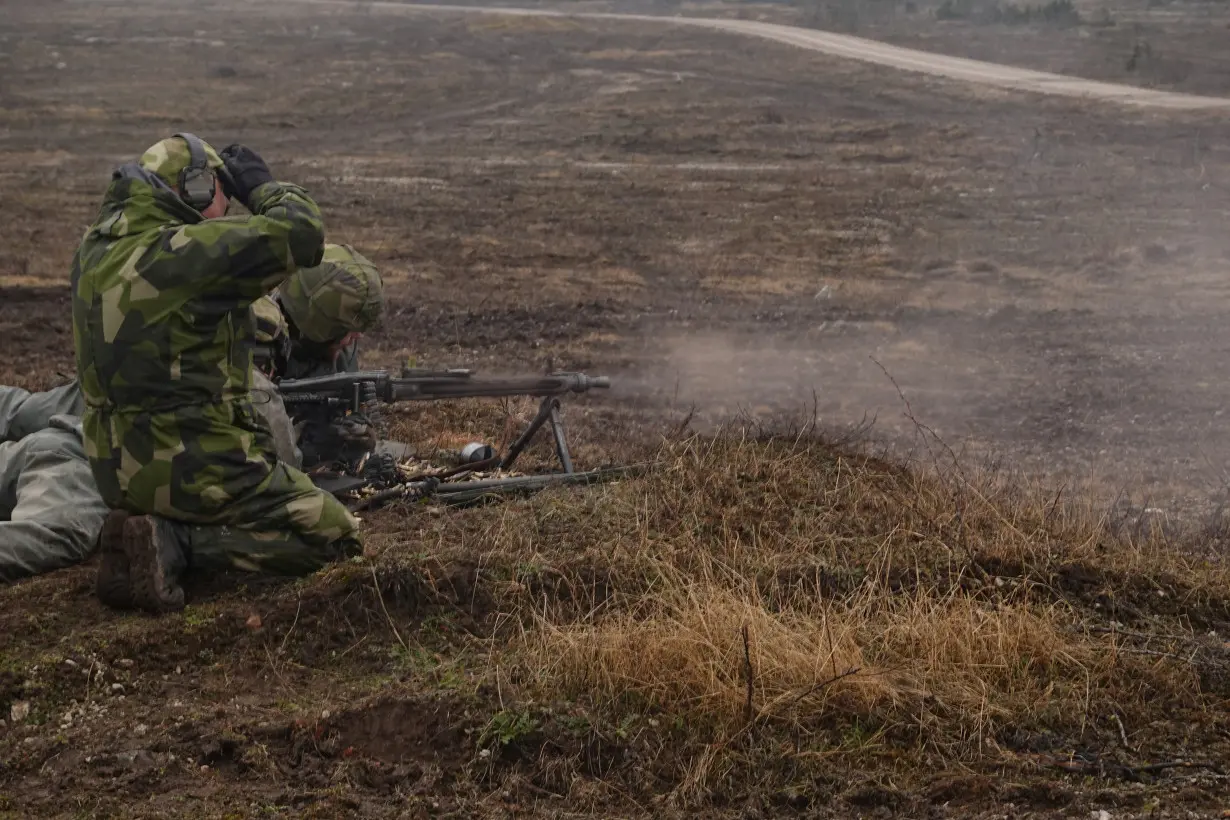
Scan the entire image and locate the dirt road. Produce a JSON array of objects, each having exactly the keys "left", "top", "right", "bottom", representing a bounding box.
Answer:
[{"left": 293, "top": 0, "right": 1230, "bottom": 109}]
